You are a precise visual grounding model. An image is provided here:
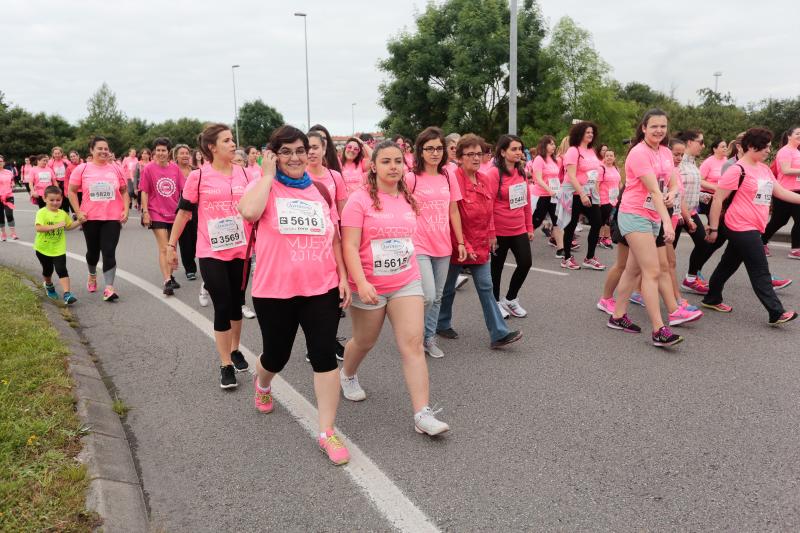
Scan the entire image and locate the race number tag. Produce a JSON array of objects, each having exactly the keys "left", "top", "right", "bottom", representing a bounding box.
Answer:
[
  {"left": 54, "top": 166, "right": 66, "bottom": 179},
  {"left": 207, "top": 215, "right": 246, "bottom": 251},
  {"left": 276, "top": 198, "right": 326, "bottom": 235},
  {"left": 88, "top": 181, "right": 116, "bottom": 202},
  {"left": 609, "top": 187, "right": 619, "bottom": 203},
  {"left": 673, "top": 191, "right": 682, "bottom": 212},
  {"left": 548, "top": 178, "right": 561, "bottom": 194},
  {"left": 643, "top": 194, "right": 655, "bottom": 210},
  {"left": 371, "top": 238, "right": 414, "bottom": 276},
  {"left": 753, "top": 179, "right": 773, "bottom": 206},
  {"left": 586, "top": 169, "right": 598, "bottom": 186},
  {"left": 508, "top": 182, "right": 527, "bottom": 209}
]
